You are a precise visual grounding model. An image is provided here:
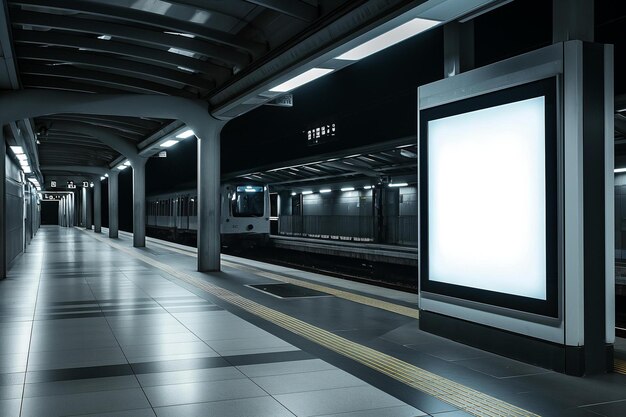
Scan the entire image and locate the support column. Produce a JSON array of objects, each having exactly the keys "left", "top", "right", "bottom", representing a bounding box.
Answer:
[
  {"left": 197, "top": 119, "right": 225, "bottom": 272},
  {"left": 108, "top": 171, "right": 119, "bottom": 238},
  {"left": 0, "top": 128, "right": 6, "bottom": 279},
  {"left": 81, "top": 187, "right": 86, "bottom": 227},
  {"left": 85, "top": 185, "right": 92, "bottom": 230},
  {"left": 443, "top": 21, "right": 474, "bottom": 78},
  {"left": 553, "top": 0, "right": 594, "bottom": 43},
  {"left": 93, "top": 176, "right": 102, "bottom": 233},
  {"left": 132, "top": 158, "right": 147, "bottom": 247}
]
